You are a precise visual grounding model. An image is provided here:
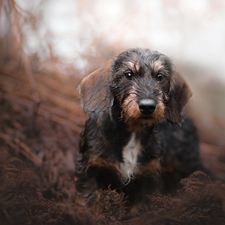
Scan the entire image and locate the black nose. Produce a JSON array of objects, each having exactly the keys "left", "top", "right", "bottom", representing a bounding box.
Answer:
[{"left": 138, "top": 99, "right": 156, "bottom": 115}]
